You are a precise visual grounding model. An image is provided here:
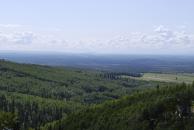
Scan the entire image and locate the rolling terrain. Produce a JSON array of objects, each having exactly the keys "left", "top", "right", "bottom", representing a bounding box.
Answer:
[
  {"left": 54, "top": 82, "right": 194, "bottom": 130},
  {"left": 0, "top": 59, "right": 163, "bottom": 130},
  {"left": 1, "top": 52, "right": 194, "bottom": 73},
  {"left": 0, "top": 59, "right": 194, "bottom": 130}
]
